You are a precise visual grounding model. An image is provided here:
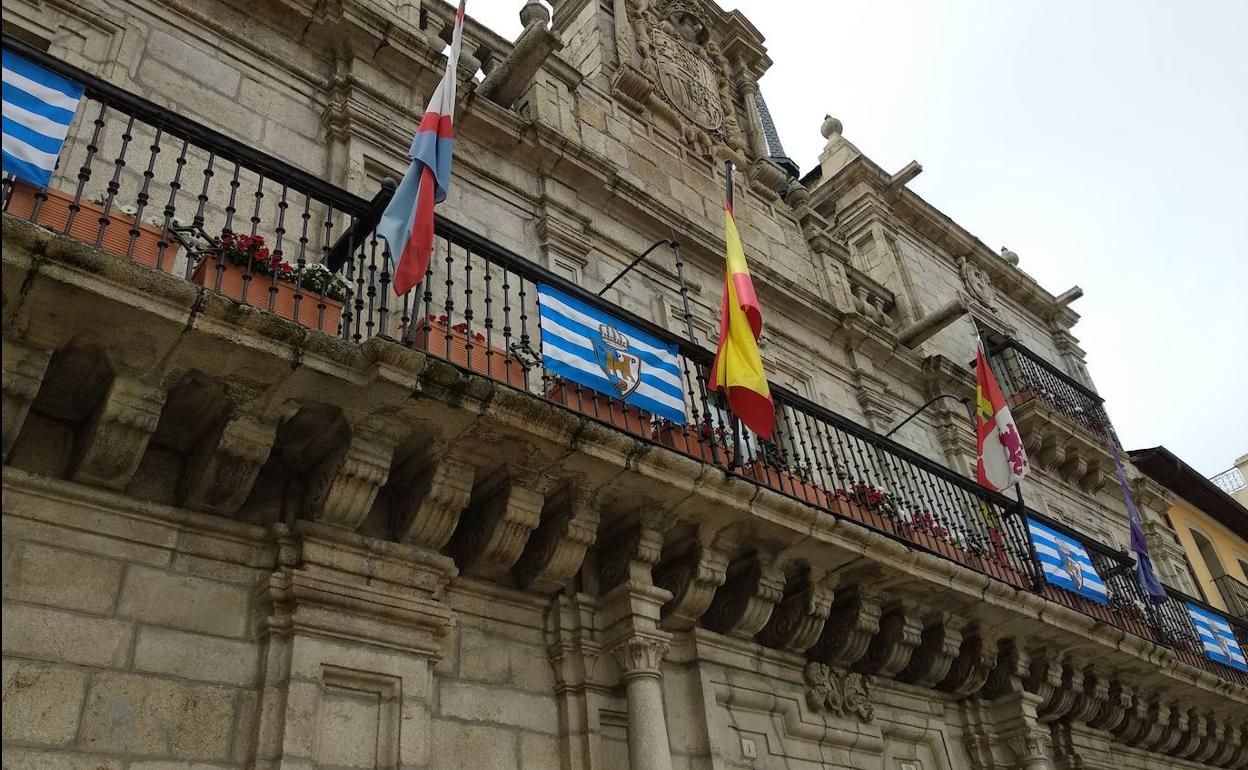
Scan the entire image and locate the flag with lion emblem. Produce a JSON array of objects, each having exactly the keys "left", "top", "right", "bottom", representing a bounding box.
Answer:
[{"left": 975, "top": 337, "right": 1029, "bottom": 491}]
